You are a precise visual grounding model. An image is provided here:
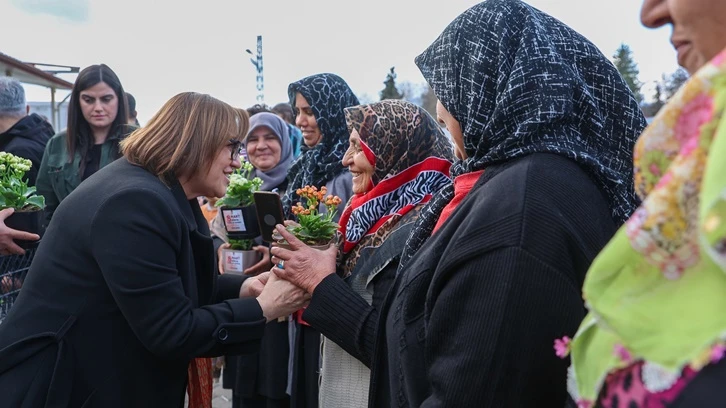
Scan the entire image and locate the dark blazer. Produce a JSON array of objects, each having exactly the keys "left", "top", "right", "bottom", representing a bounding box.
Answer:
[
  {"left": 223, "top": 180, "right": 290, "bottom": 403},
  {"left": 302, "top": 221, "right": 413, "bottom": 367},
  {"left": 0, "top": 113, "right": 54, "bottom": 186},
  {"left": 0, "top": 158, "right": 266, "bottom": 407},
  {"left": 369, "top": 153, "right": 619, "bottom": 407}
]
